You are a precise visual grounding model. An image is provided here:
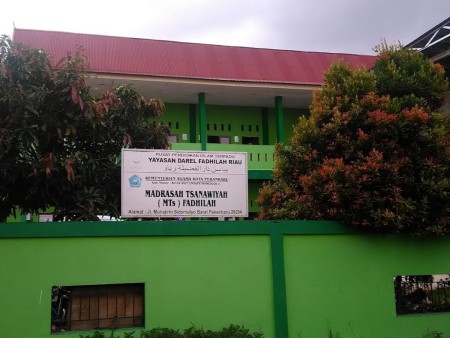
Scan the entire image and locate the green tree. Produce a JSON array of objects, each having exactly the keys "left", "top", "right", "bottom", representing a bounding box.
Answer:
[
  {"left": 257, "top": 43, "right": 450, "bottom": 235},
  {"left": 0, "top": 36, "right": 170, "bottom": 221}
]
